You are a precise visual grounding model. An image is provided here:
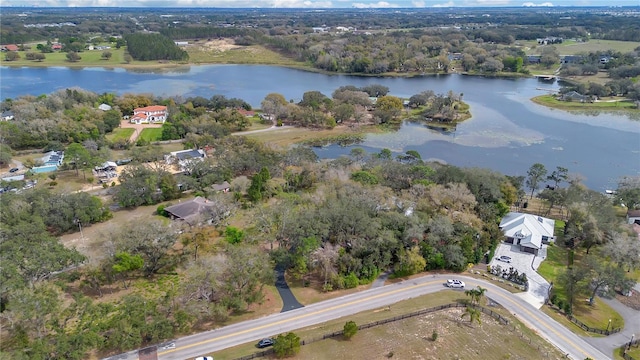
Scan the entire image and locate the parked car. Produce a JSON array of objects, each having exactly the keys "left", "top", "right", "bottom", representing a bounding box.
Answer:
[
  {"left": 497, "top": 255, "right": 512, "bottom": 263},
  {"left": 446, "top": 279, "right": 465, "bottom": 288},
  {"left": 257, "top": 338, "right": 275, "bottom": 348},
  {"left": 195, "top": 356, "right": 213, "bottom": 360},
  {"left": 9, "top": 168, "right": 19, "bottom": 173}
]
